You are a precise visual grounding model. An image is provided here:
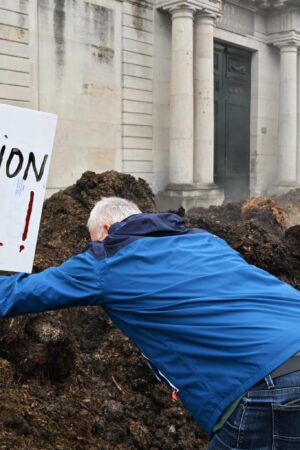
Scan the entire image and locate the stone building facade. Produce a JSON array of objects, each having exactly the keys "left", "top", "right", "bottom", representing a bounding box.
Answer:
[{"left": 0, "top": 0, "right": 300, "bottom": 207}]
